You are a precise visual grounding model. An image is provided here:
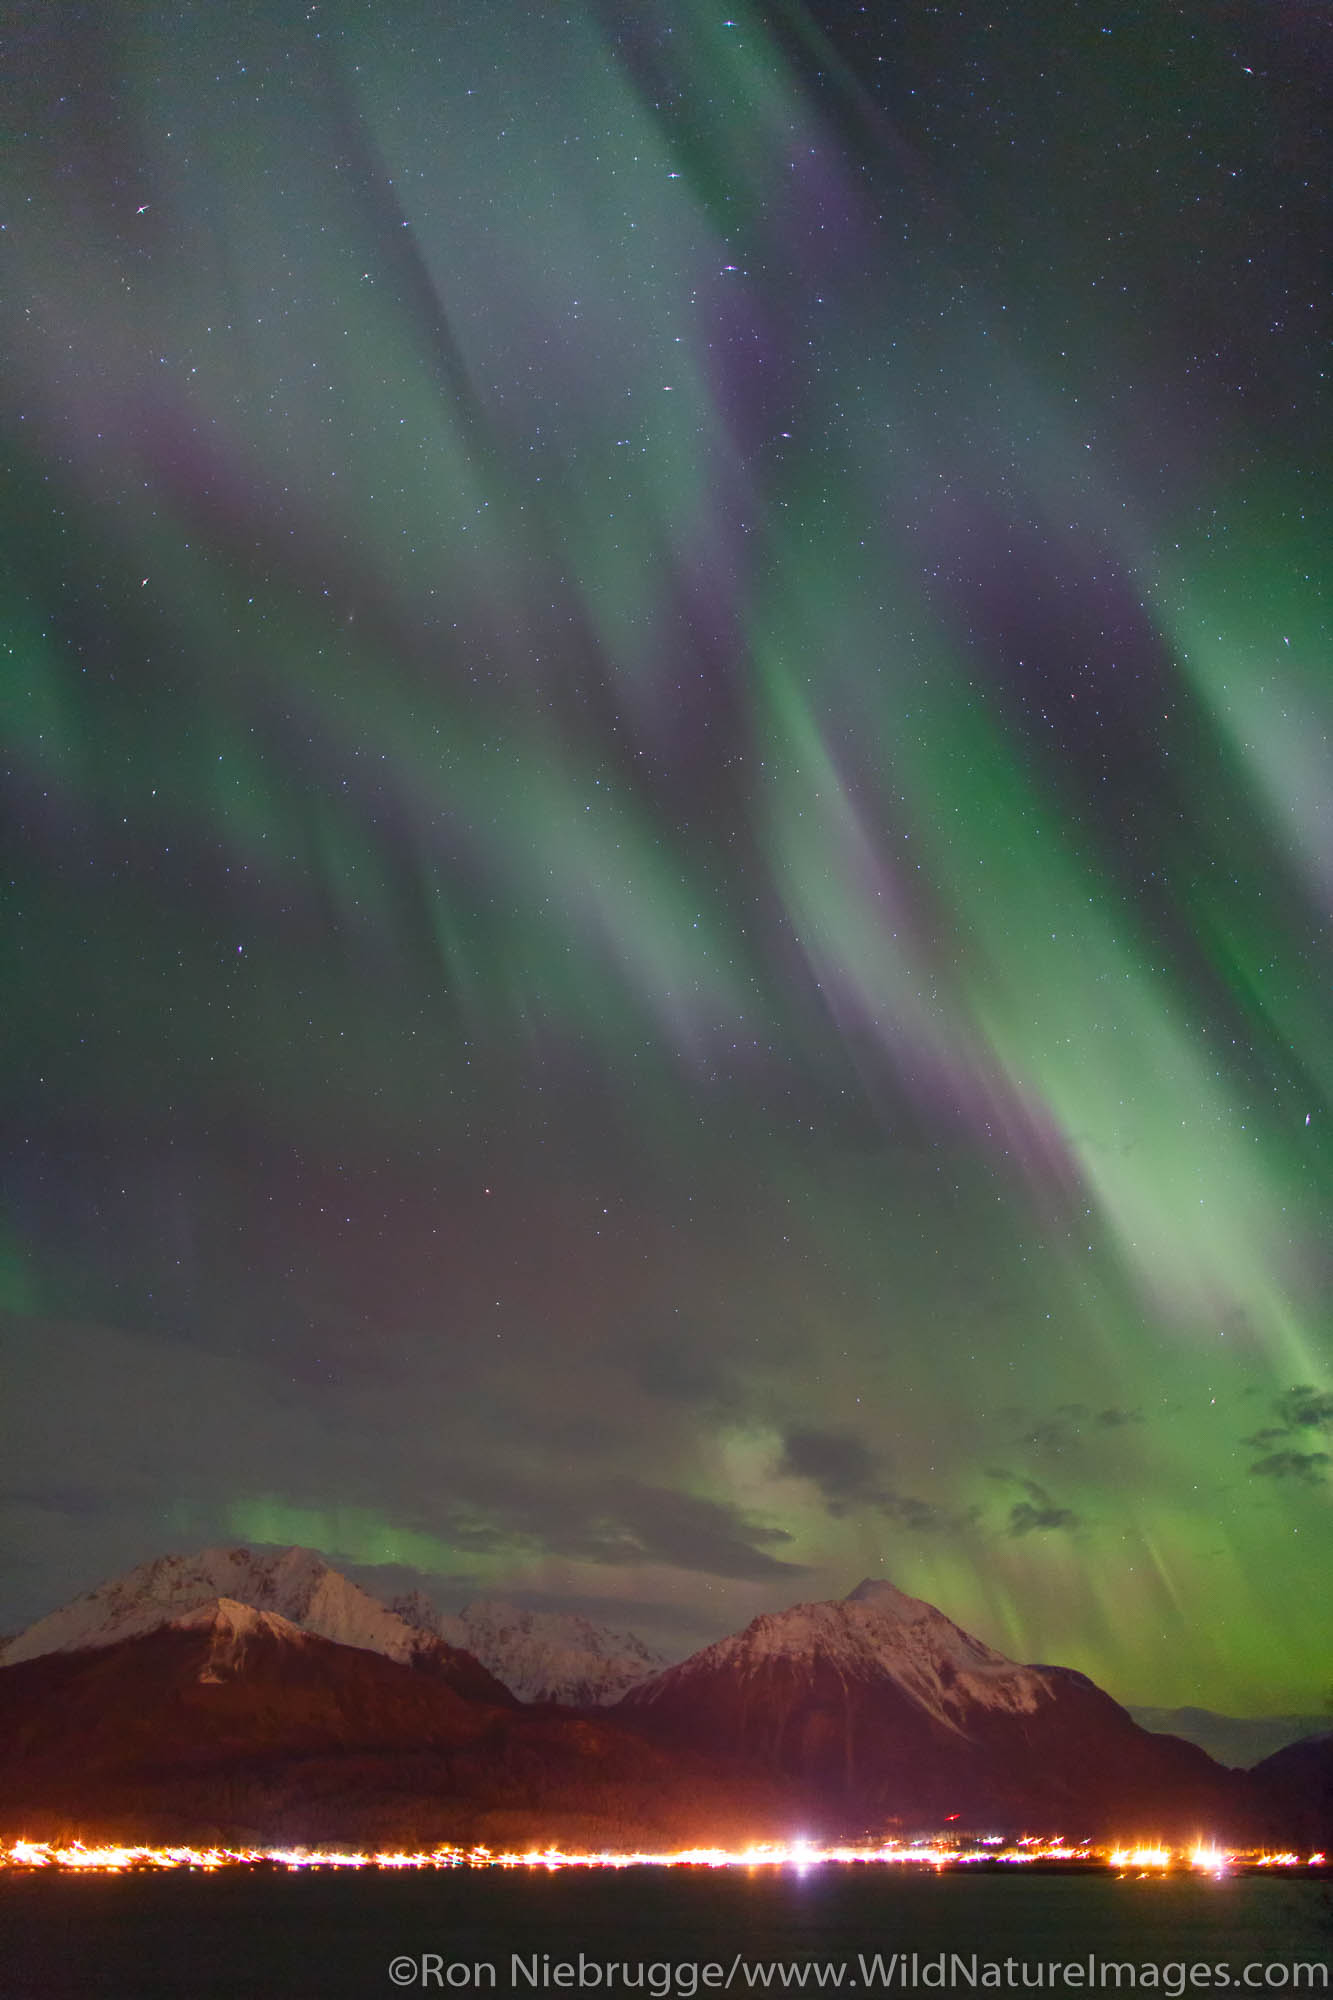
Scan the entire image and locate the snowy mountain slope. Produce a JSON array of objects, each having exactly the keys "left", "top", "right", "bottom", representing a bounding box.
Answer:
[
  {"left": 626, "top": 1577, "right": 1049, "bottom": 1732},
  {"left": 0, "top": 1547, "right": 512, "bottom": 1702},
  {"left": 1, "top": 1547, "right": 428, "bottom": 1665},
  {"left": 440, "top": 1600, "right": 667, "bottom": 1705},
  {"left": 0, "top": 1547, "right": 664, "bottom": 1707},
  {"left": 171, "top": 1596, "right": 311, "bottom": 1682}
]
